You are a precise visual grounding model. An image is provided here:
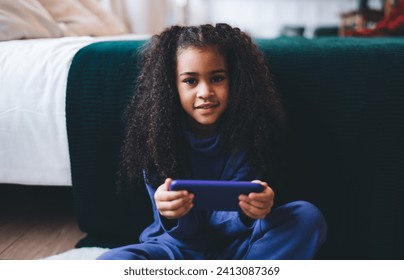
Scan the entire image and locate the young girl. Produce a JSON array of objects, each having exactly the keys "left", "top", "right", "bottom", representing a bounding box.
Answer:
[{"left": 98, "top": 23, "right": 326, "bottom": 260}]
